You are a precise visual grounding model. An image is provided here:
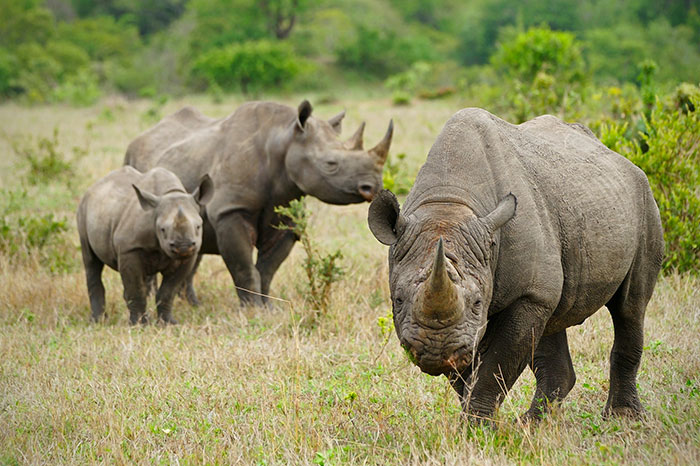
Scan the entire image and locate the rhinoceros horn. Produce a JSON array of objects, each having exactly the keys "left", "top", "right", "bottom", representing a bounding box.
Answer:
[
  {"left": 369, "top": 119, "right": 394, "bottom": 164},
  {"left": 422, "top": 237, "right": 458, "bottom": 321},
  {"left": 175, "top": 206, "right": 188, "bottom": 226},
  {"left": 345, "top": 121, "right": 365, "bottom": 150}
]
